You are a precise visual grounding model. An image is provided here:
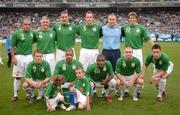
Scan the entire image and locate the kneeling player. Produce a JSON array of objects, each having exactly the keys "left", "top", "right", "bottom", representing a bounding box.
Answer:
[
  {"left": 45, "top": 75, "right": 66, "bottom": 112},
  {"left": 66, "top": 67, "right": 91, "bottom": 112},
  {"left": 86, "top": 54, "right": 117, "bottom": 102},
  {"left": 115, "top": 47, "right": 143, "bottom": 101},
  {"left": 140, "top": 44, "right": 173, "bottom": 102},
  {"left": 23, "top": 50, "right": 51, "bottom": 103}
]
